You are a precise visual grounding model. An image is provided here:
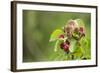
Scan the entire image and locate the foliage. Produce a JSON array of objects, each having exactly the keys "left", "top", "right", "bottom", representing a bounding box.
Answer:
[{"left": 49, "top": 19, "right": 90, "bottom": 60}]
